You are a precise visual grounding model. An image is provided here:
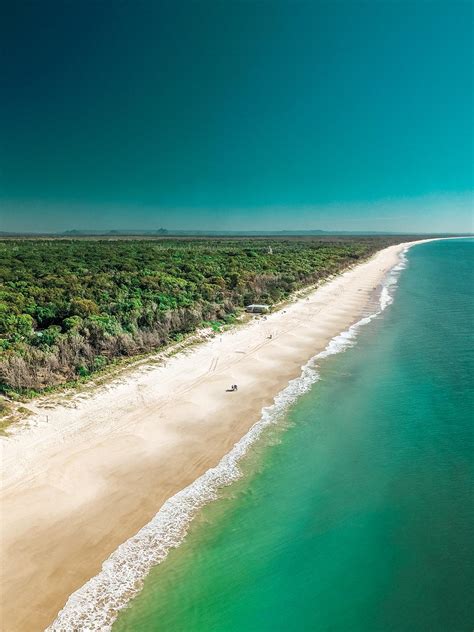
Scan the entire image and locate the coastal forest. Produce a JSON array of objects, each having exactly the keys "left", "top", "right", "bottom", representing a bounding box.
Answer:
[{"left": 0, "top": 237, "right": 408, "bottom": 393}]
